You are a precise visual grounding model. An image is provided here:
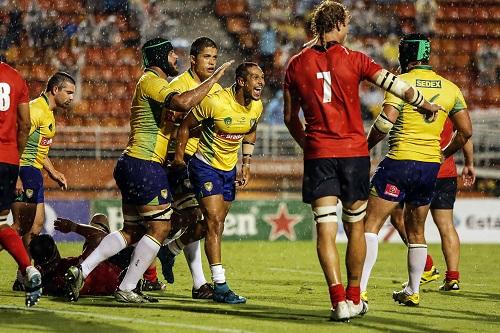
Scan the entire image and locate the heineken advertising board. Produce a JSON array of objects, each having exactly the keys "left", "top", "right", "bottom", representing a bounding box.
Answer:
[{"left": 92, "top": 199, "right": 314, "bottom": 241}]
